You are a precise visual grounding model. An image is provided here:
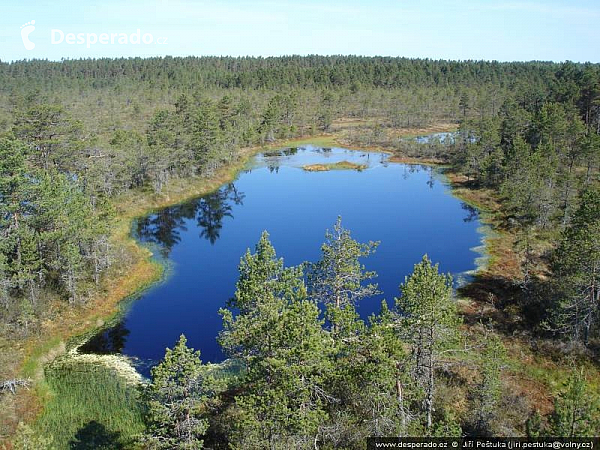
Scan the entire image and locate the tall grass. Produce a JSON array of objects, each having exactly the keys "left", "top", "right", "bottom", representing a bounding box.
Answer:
[{"left": 35, "top": 361, "right": 145, "bottom": 449}]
